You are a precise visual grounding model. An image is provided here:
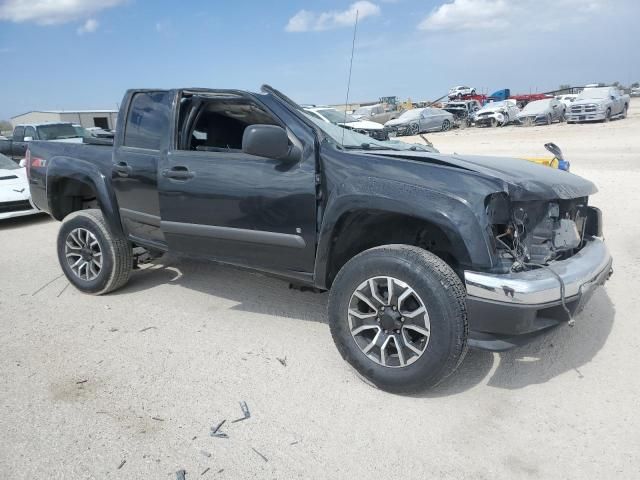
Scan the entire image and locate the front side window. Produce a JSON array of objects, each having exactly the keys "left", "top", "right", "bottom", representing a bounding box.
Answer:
[
  {"left": 124, "top": 91, "right": 171, "bottom": 150},
  {"left": 24, "top": 127, "right": 36, "bottom": 139}
]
